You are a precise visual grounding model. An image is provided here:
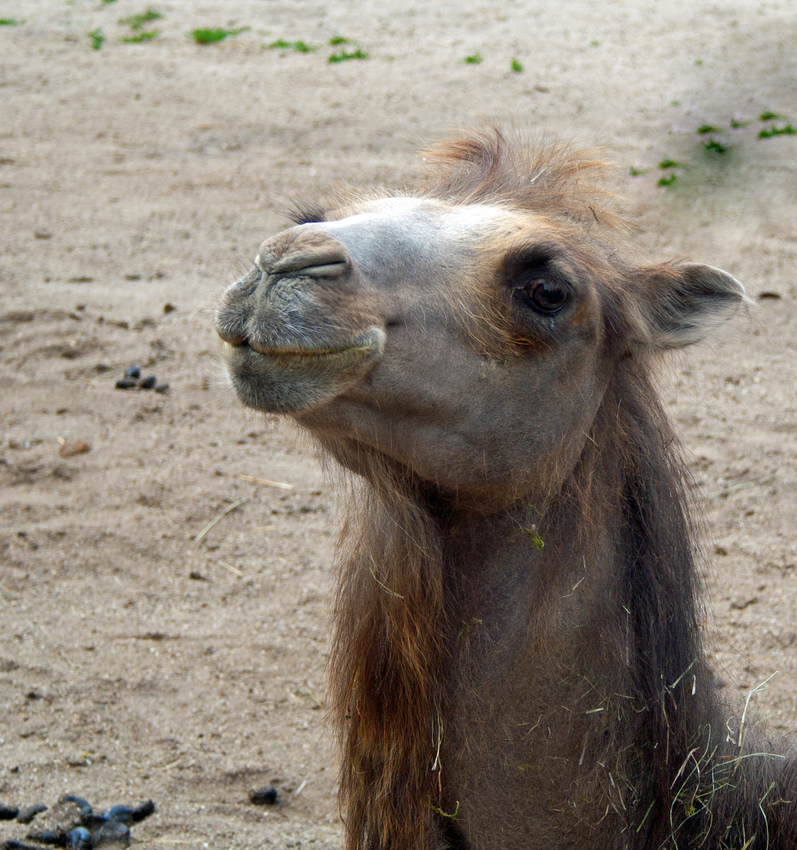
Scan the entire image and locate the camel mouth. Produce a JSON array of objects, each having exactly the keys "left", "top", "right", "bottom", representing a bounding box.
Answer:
[
  {"left": 220, "top": 327, "right": 386, "bottom": 414},
  {"left": 246, "top": 341, "right": 377, "bottom": 360},
  {"left": 225, "top": 325, "right": 386, "bottom": 363}
]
